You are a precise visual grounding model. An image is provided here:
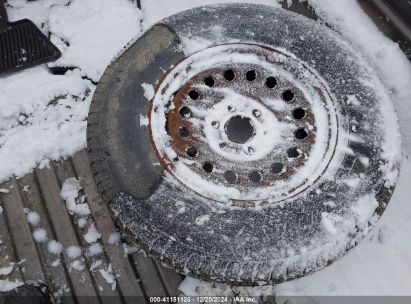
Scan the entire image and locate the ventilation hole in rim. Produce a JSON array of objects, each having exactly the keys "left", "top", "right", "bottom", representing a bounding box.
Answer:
[
  {"left": 179, "top": 106, "right": 191, "bottom": 118},
  {"left": 204, "top": 76, "right": 215, "bottom": 87},
  {"left": 178, "top": 127, "right": 189, "bottom": 138},
  {"left": 265, "top": 77, "right": 277, "bottom": 88},
  {"left": 287, "top": 147, "right": 300, "bottom": 158},
  {"left": 271, "top": 162, "right": 284, "bottom": 174},
  {"left": 186, "top": 147, "right": 198, "bottom": 157},
  {"left": 246, "top": 70, "right": 257, "bottom": 81},
  {"left": 249, "top": 171, "right": 262, "bottom": 183},
  {"left": 203, "top": 163, "right": 214, "bottom": 173},
  {"left": 293, "top": 108, "right": 306, "bottom": 119},
  {"left": 282, "top": 90, "right": 295, "bottom": 101},
  {"left": 211, "top": 121, "right": 219, "bottom": 128},
  {"left": 224, "top": 70, "right": 235, "bottom": 81},
  {"left": 224, "top": 170, "right": 237, "bottom": 183},
  {"left": 188, "top": 90, "right": 199, "bottom": 100},
  {"left": 295, "top": 128, "right": 308, "bottom": 140}
]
